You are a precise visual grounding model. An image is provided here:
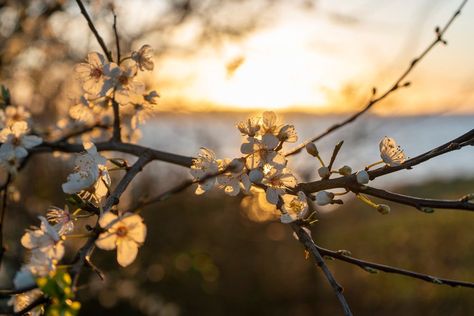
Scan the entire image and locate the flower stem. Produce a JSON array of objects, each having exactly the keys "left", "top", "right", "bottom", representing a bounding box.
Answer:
[{"left": 365, "top": 160, "right": 384, "bottom": 170}]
